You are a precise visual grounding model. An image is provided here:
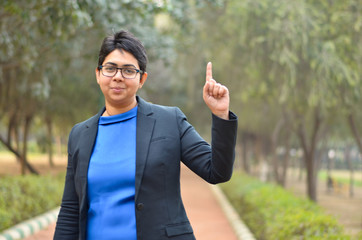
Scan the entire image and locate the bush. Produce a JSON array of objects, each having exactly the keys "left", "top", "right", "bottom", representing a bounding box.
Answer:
[
  {"left": 220, "top": 171, "right": 354, "bottom": 240},
  {"left": 0, "top": 172, "right": 65, "bottom": 231}
]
